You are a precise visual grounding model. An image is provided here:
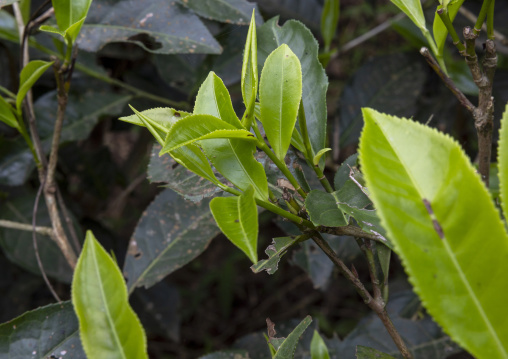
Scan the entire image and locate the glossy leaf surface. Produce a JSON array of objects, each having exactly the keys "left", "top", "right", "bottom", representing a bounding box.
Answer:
[
  {"left": 359, "top": 108, "right": 508, "bottom": 358},
  {"left": 258, "top": 17, "right": 328, "bottom": 157},
  {"left": 259, "top": 44, "right": 302, "bottom": 160},
  {"left": 356, "top": 346, "right": 395, "bottom": 359},
  {"left": 177, "top": 0, "right": 261, "bottom": 25},
  {"left": 72, "top": 231, "right": 148, "bottom": 359},
  {"left": 0, "top": 301, "right": 85, "bottom": 358},
  {"left": 389, "top": 0, "right": 426, "bottom": 31},
  {"left": 251, "top": 236, "right": 300, "bottom": 274},
  {"left": 124, "top": 189, "right": 220, "bottom": 292},
  {"left": 498, "top": 103, "right": 508, "bottom": 221},
  {"left": 16, "top": 60, "right": 53, "bottom": 112},
  {"left": 210, "top": 186, "right": 258, "bottom": 263},
  {"left": 311, "top": 330, "right": 330, "bottom": 359},
  {"left": 273, "top": 316, "right": 312, "bottom": 359},
  {"left": 77, "top": 0, "right": 221, "bottom": 54},
  {"left": 161, "top": 114, "right": 256, "bottom": 153},
  {"left": 241, "top": 10, "right": 258, "bottom": 124},
  {"left": 194, "top": 71, "right": 268, "bottom": 200}
]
